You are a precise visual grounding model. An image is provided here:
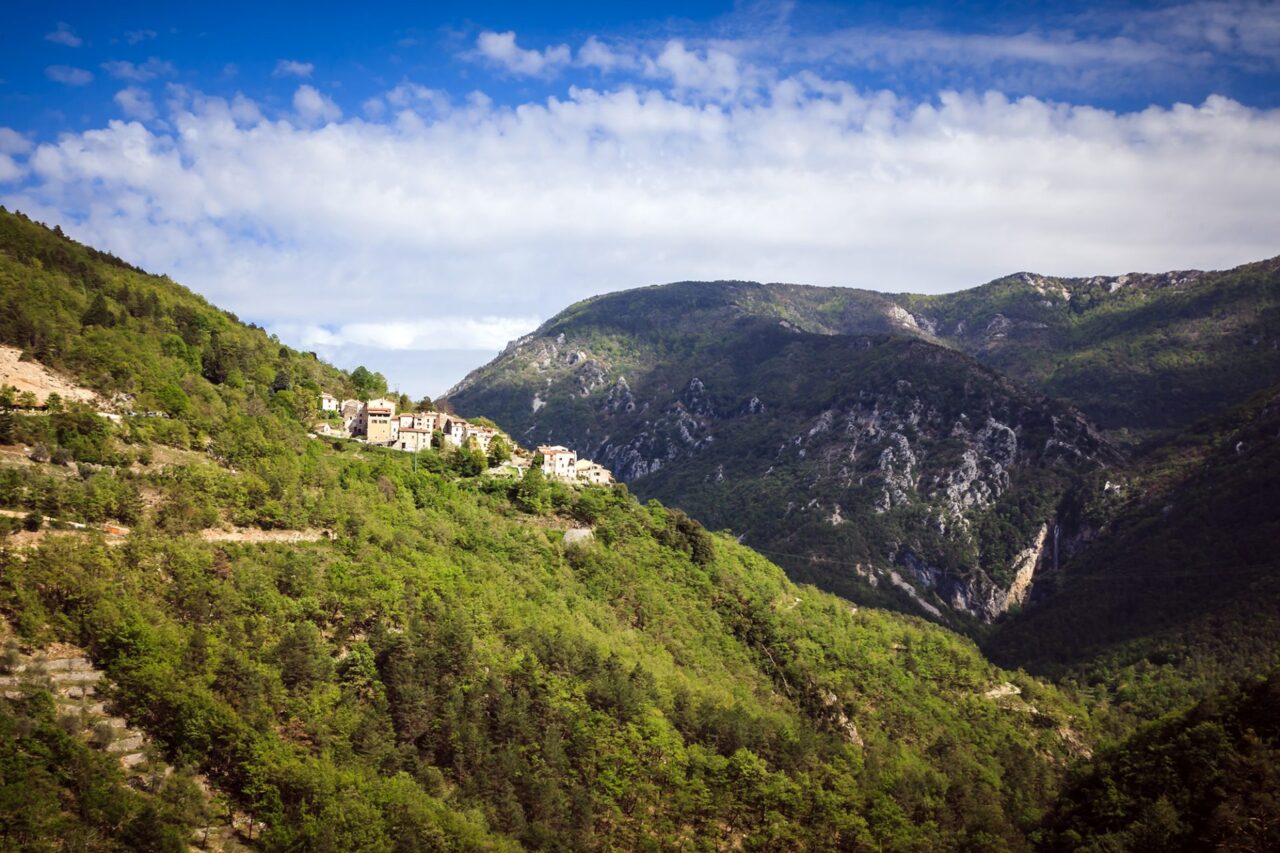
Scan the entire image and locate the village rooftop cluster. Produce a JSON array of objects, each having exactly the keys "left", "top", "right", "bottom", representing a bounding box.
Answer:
[{"left": 317, "top": 394, "right": 613, "bottom": 486}]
